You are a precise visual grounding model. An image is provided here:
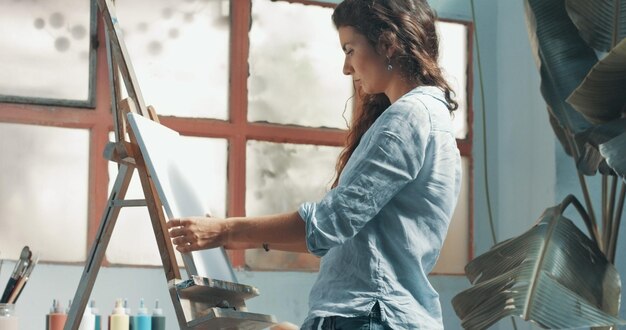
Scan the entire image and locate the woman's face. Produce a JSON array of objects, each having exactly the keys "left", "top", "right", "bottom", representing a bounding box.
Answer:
[{"left": 338, "top": 26, "right": 390, "bottom": 95}]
